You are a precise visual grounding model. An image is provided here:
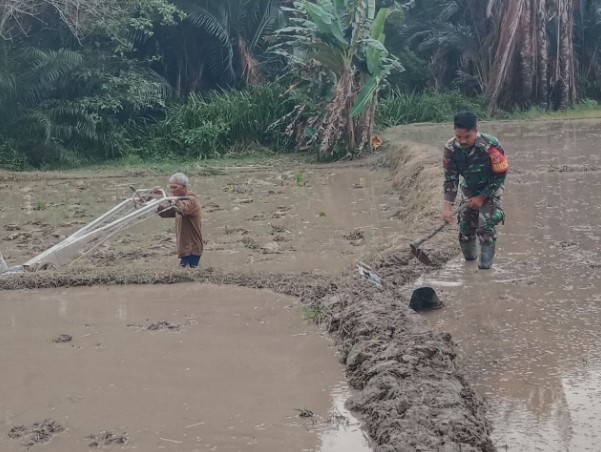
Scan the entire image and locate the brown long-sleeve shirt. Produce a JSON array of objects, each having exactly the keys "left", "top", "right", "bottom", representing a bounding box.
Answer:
[{"left": 158, "top": 193, "right": 203, "bottom": 258}]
